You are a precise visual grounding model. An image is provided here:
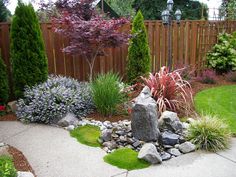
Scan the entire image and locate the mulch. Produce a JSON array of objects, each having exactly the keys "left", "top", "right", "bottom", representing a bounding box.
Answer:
[
  {"left": 7, "top": 146, "right": 36, "bottom": 177},
  {"left": 0, "top": 113, "right": 17, "bottom": 121}
]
